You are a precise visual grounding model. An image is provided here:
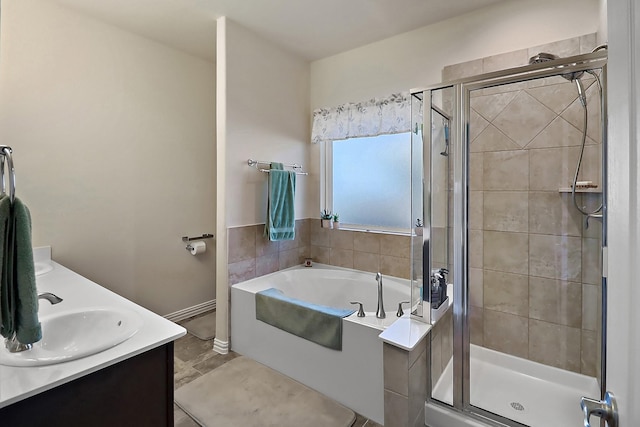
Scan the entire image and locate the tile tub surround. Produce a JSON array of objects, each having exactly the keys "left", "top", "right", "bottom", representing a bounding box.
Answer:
[
  {"left": 228, "top": 219, "right": 413, "bottom": 286},
  {"left": 444, "top": 34, "right": 603, "bottom": 377}
]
